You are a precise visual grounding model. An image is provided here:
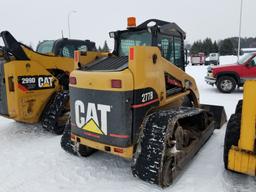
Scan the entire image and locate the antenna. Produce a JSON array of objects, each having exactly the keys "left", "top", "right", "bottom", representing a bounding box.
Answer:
[{"left": 61, "top": 30, "right": 64, "bottom": 38}]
